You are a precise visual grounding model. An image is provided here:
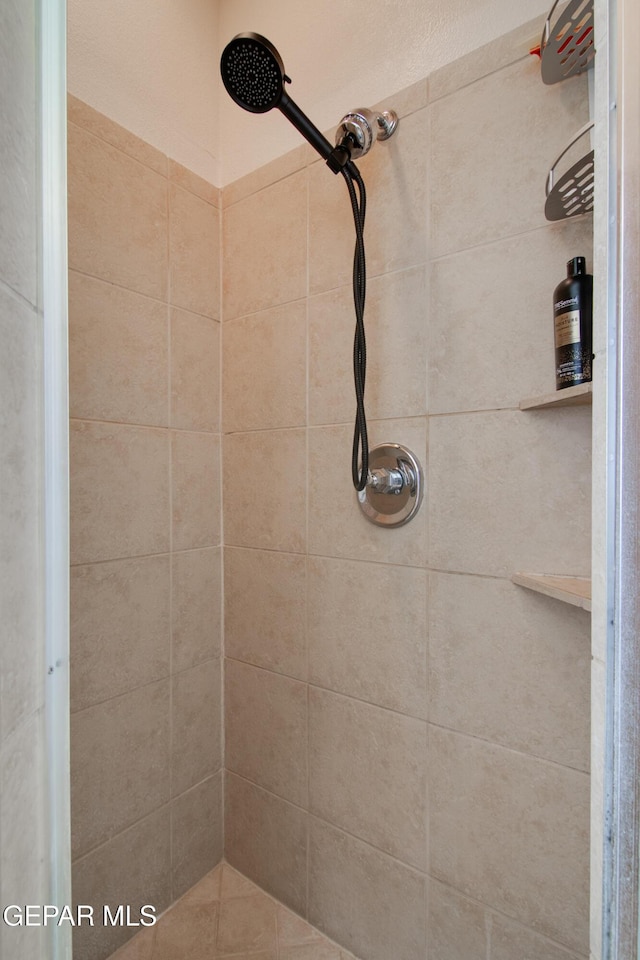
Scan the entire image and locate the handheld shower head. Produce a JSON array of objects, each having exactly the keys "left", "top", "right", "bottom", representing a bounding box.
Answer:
[
  {"left": 220, "top": 33, "right": 405, "bottom": 503},
  {"left": 220, "top": 32, "right": 352, "bottom": 173},
  {"left": 220, "top": 33, "right": 287, "bottom": 114}
]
